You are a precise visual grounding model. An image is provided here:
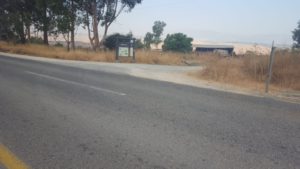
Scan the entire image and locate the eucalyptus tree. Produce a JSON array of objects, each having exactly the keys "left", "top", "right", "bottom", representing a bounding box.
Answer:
[
  {"left": 0, "top": 0, "right": 35, "bottom": 43},
  {"left": 292, "top": 20, "right": 300, "bottom": 48},
  {"left": 33, "top": 0, "right": 62, "bottom": 45},
  {"left": 152, "top": 21, "right": 166, "bottom": 48},
  {"left": 82, "top": 0, "right": 142, "bottom": 50}
]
